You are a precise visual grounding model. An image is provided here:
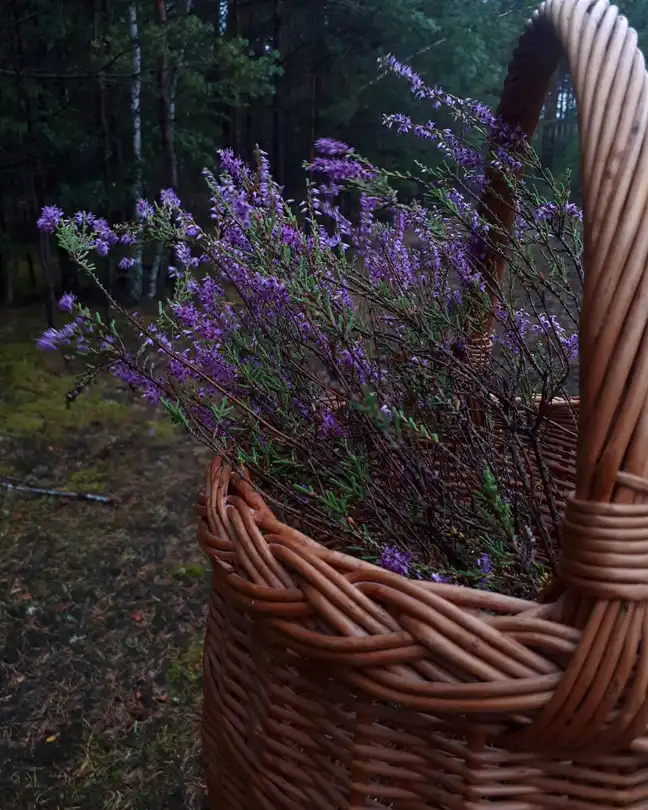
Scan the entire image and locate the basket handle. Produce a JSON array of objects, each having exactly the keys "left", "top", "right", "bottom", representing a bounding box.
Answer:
[
  {"left": 488, "top": 0, "right": 648, "bottom": 590},
  {"left": 483, "top": 0, "right": 648, "bottom": 753},
  {"left": 476, "top": 1, "right": 647, "bottom": 366}
]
